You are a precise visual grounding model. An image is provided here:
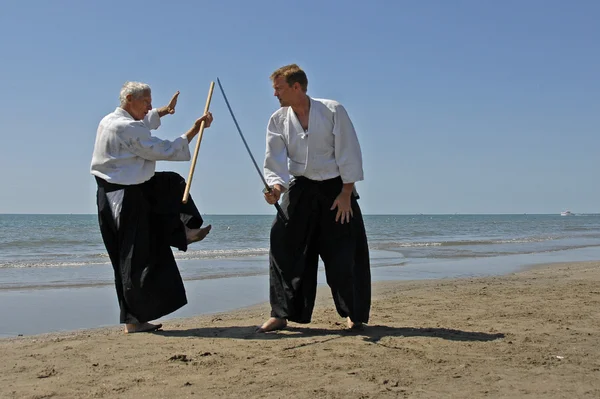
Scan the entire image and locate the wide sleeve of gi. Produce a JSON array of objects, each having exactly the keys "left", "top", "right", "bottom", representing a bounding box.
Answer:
[
  {"left": 264, "top": 117, "right": 290, "bottom": 188},
  {"left": 118, "top": 122, "right": 191, "bottom": 162},
  {"left": 333, "top": 104, "right": 364, "bottom": 183},
  {"left": 143, "top": 109, "right": 161, "bottom": 130}
]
